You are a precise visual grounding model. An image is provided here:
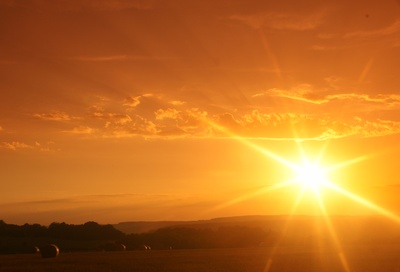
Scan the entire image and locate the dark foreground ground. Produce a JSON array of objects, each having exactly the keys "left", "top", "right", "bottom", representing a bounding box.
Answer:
[{"left": 1, "top": 245, "right": 400, "bottom": 272}]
